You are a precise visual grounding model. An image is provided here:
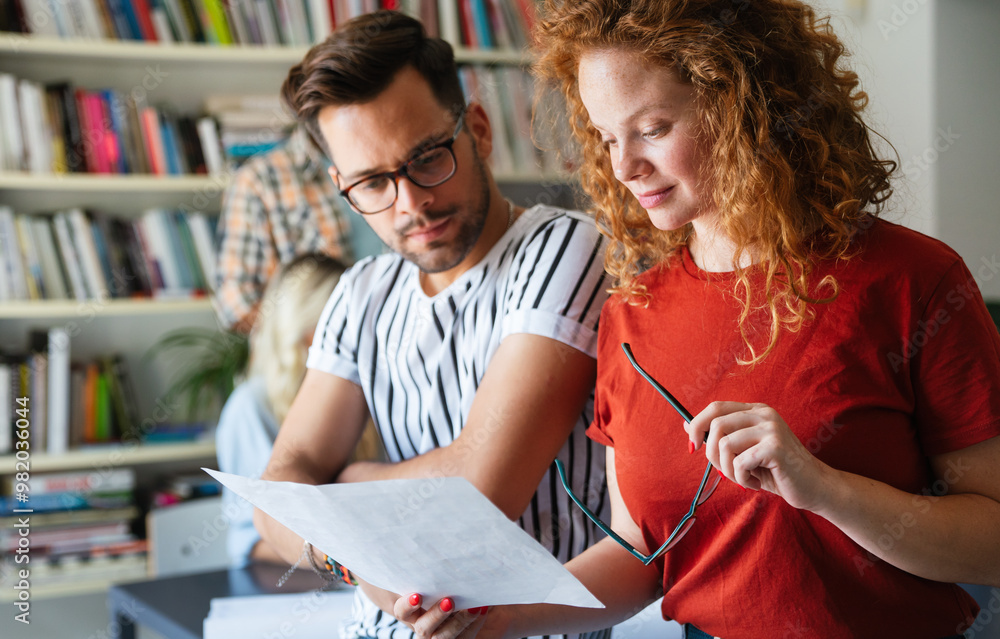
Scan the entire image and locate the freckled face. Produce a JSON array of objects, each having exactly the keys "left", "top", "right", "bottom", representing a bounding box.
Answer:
[{"left": 577, "top": 48, "right": 715, "bottom": 232}]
